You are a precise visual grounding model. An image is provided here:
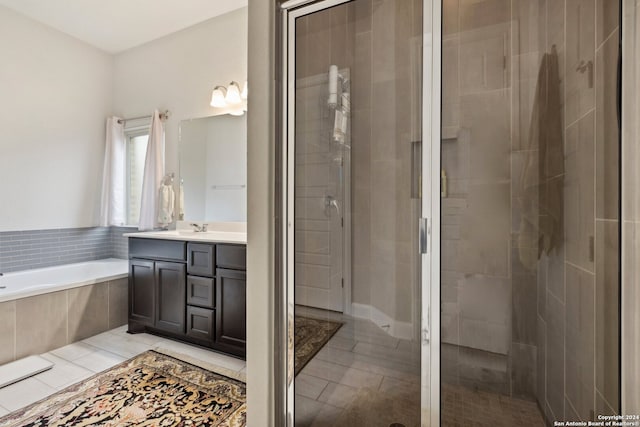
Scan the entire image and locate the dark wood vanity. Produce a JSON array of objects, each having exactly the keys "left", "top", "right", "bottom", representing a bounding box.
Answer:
[{"left": 127, "top": 237, "right": 246, "bottom": 358}]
